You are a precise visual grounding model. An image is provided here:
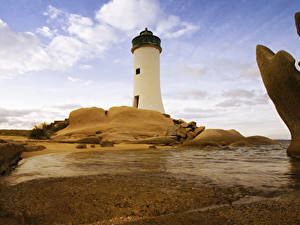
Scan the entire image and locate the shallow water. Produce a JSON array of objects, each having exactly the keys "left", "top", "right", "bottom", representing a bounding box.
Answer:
[{"left": 2, "top": 141, "right": 300, "bottom": 192}]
